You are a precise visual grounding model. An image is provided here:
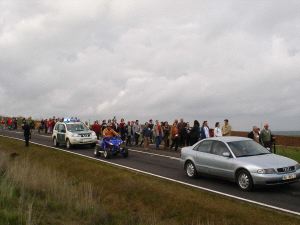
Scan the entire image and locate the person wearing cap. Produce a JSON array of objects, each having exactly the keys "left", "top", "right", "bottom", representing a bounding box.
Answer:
[
  {"left": 222, "top": 119, "right": 232, "bottom": 136},
  {"left": 102, "top": 123, "right": 119, "bottom": 138}
]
